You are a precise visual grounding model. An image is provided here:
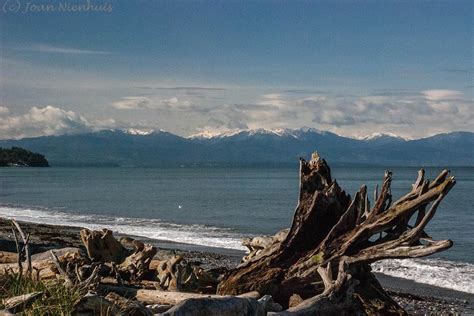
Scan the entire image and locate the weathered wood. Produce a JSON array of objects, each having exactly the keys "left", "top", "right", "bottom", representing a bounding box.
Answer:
[
  {"left": 11, "top": 220, "right": 32, "bottom": 276},
  {"left": 218, "top": 153, "right": 455, "bottom": 313},
  {"left": 97, "top": 284, "right": 260, "bottom": 305},
  {"left": 0, "top": 251, "right": 18, "bottom": 263},
  {"left": 241, "top": 229, "right": 289, "bottom": 263},
  {"left": 161, "top": 293, "right": 281, "bottom": 316},
  {"left": 162, "top": 296, "right": 266, "bottom": 316},
  {"left": 0, "top": 247, "right": 86, "bottom": 280},
  {"left": 80, "top": 229, "right": 158, "bottom": 282},
  {"left": 80, "top": 229, "right": 129, "bottom": 263},
  {"left": 1, "top": 292, "right": 43, "bottom": 314},
  {"left": 119, "top": 243, "right": 157, "bottom": 282},
  {"left": 72, "top": 291, "right": 120, "bottom": 316},
  {"left": 150, "top": 255, "right": 218, "bottom": 292},
  {"left": 105, "top": 292, "right": 152, "bottom": 316},
  {"left": 137, "top": 289, "right": 261, "bottom": 306}
]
